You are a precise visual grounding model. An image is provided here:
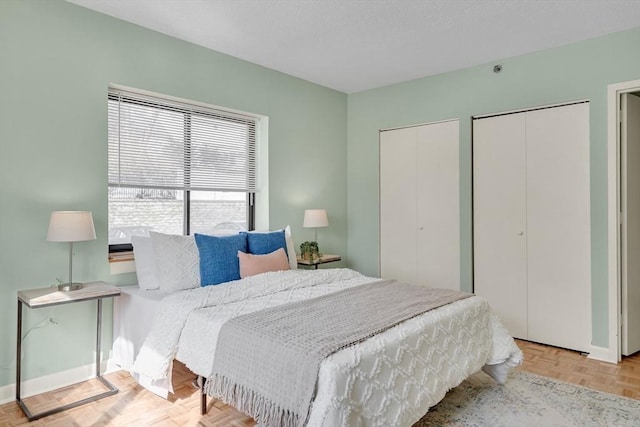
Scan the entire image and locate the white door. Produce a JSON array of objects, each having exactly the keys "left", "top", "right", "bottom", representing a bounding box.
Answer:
[
  {"left": 525, "top": 103, "right": 591, "bottom": 353},
  {"left": 622, "top": 93, "right": 640, "bottom": 356},
  {"left": 473, "top": 113, "right": 529, "bottom": 339},
  {"left": 380, "top": 121, "right": 460, "bottom": 289},
  {"left": 380, "top": 126, "right": 418, "bottom": 284},
  {"left": 416, "top": 121, "right": 460, "bottom": 290}
]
